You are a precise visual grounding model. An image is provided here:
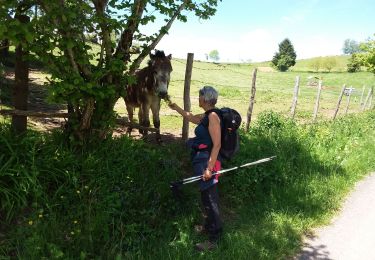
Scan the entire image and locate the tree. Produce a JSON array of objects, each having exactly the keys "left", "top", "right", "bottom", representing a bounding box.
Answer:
[
  {"left": 309, "top": 57, "right": 322, "bottom": 72},
  {"left": 322, "top": 57, "right": 337, "bottom": 72},
  {"left": 357, "top": 36, "right": 375, "bottom": 74},
  {"left": 271, "top": 38, "right": 297, "bottom": 72},
  {"left": 209, "top": 49, "right": 220, "bottom": 61},
  {"left": 1, "top": 0, "right": 220, "bottom": 141},
  {"left": 347, "top": 53, "right": 361, "bottom": 73},
  {"left": 342, "top": 39, "right": 360, "bottom": 55},
  {"left": 0, "top": 39, "right": 10, "bottom": 63}
]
